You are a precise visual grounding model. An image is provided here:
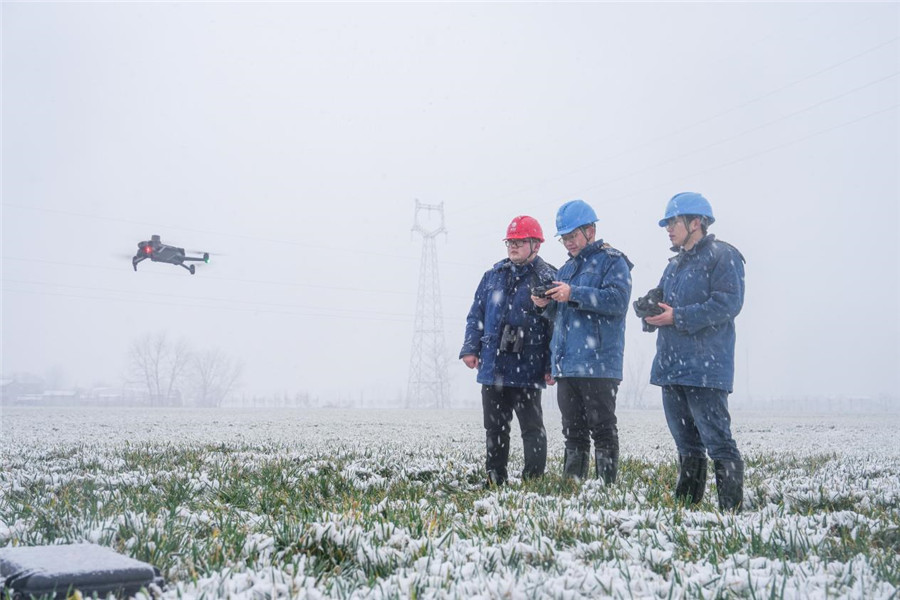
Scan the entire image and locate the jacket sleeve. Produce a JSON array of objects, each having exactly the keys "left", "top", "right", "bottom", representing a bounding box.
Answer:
[
  {"left": 460, "top": 273, "right": 488, "bottom": 358},
  {"left": 538, "top": 294, "right": 558, "bottom": 321},
  {"left": 673, "top": 247, "right": 745, "bottom": 335},
  {"left": 567, "top": 257, "right": 632, "bottom": 317},
  {"left": 541, "top": 287, "right": 556, "bottom": 376}
]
